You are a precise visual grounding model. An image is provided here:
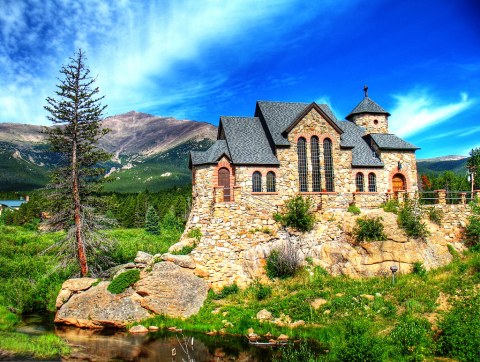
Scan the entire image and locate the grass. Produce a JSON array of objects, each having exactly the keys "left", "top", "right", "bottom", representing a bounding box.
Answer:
[
  {"left": 138, "top": 251, "right": 480, "bottom": 361},
  {"left": 0, "top": 333, "right": 70, "bottom": 359}
]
